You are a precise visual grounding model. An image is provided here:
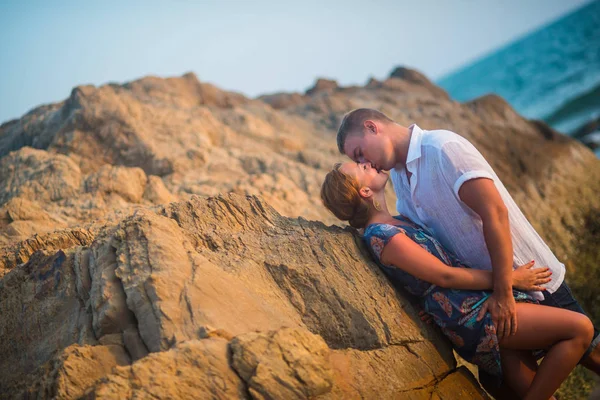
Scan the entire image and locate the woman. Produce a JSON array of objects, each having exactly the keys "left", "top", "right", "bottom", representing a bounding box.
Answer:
[{"left": 321, "top": 162, "right": 593, "bottom": 400}]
